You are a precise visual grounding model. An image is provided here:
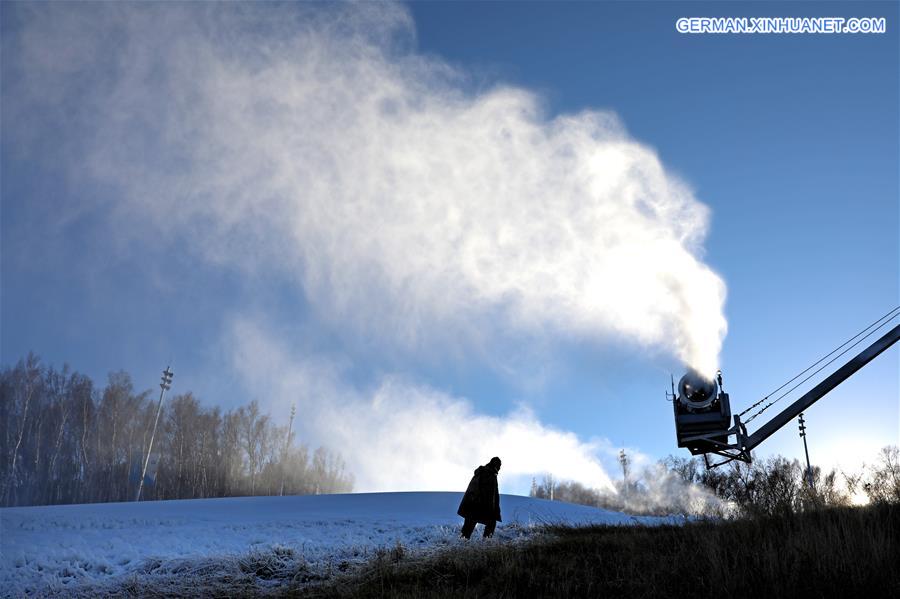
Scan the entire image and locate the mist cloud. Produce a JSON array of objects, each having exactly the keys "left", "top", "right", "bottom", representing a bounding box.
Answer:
[
  {"left": 228, "top": 317, "right": 615, "bottom": 494},
  {"left": 5, "top": 3, "right": 730, "bottom": 495},
  {"left": 7, "top": 2, "right": 726, "bottom": 374}
]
